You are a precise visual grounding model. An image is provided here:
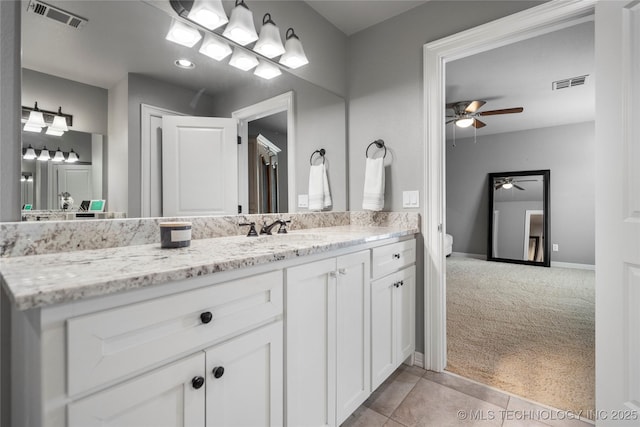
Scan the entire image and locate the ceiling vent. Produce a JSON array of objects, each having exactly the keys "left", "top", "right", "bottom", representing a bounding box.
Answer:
[
  {"left": 552, "top": 75, "right": 588, "bottom": 91},
  {"left": 26, "top": 0, "right": 87, "bottom": 30}
]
